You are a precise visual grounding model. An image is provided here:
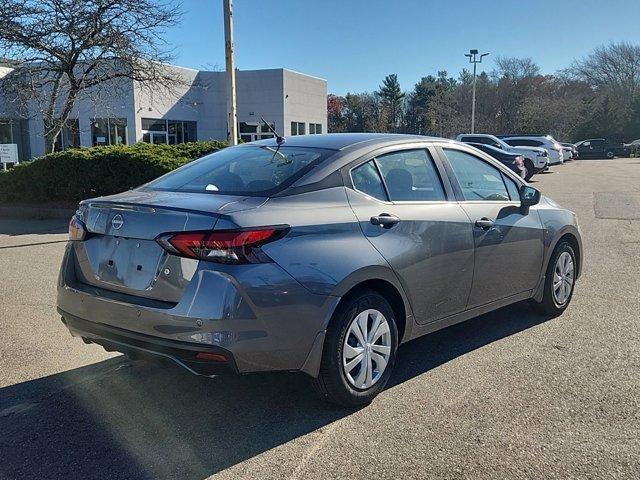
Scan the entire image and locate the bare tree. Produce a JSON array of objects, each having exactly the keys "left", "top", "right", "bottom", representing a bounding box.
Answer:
[
  {"left": 0, "top": 0, "right": 183, "bottom": 153},
  {"left": 568, "top": 42, "right": 640, "bottom": 97}
]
